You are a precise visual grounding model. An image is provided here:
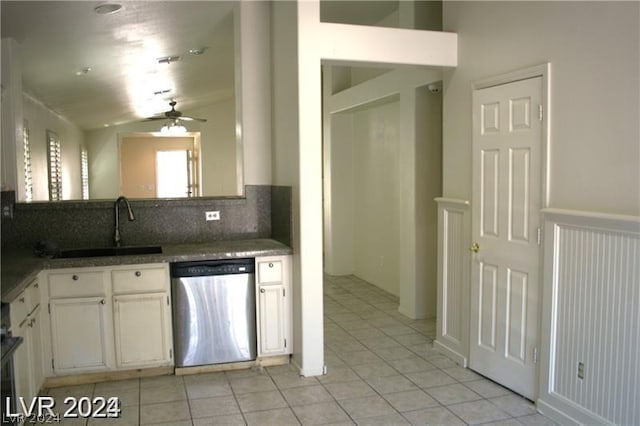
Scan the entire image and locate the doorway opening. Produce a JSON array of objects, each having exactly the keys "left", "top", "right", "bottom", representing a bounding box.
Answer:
[
  {"left": 119, "top": 132, "right": 201, "bottom": 198},
  {"left": 322, "top": 65, "right": 443, "bottom": 320}
]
